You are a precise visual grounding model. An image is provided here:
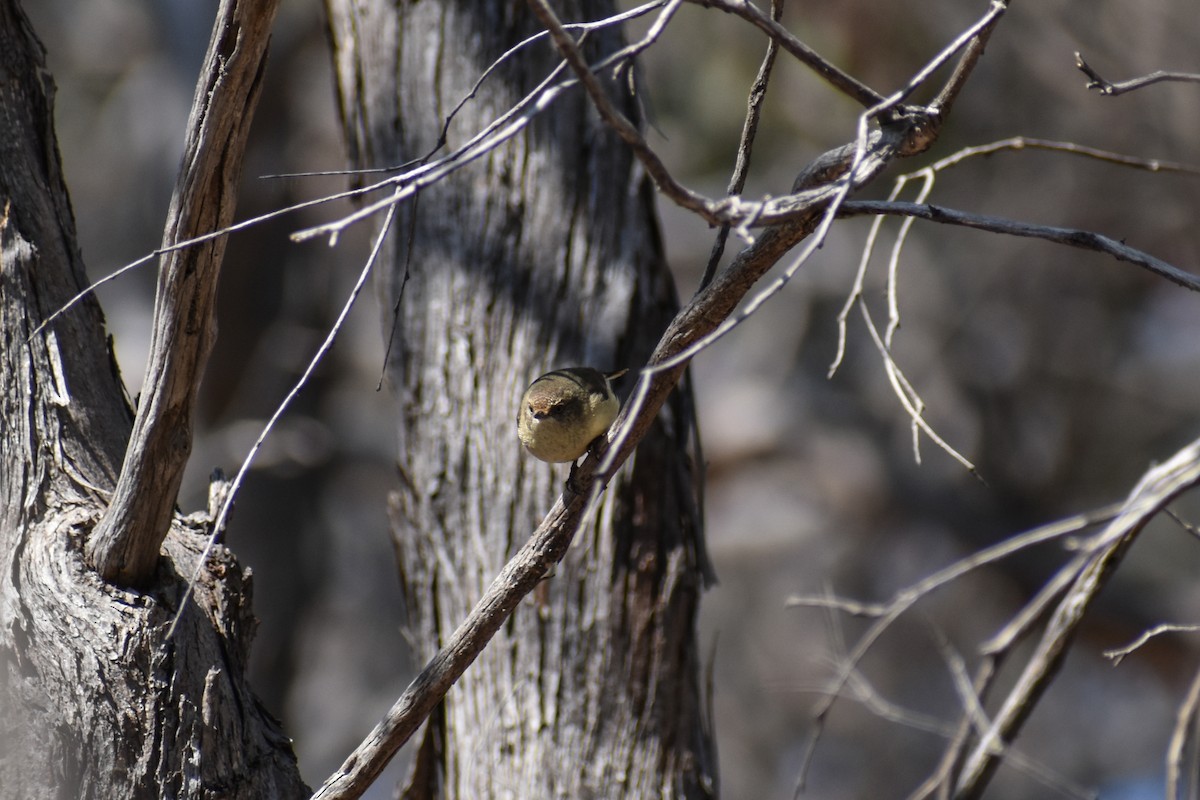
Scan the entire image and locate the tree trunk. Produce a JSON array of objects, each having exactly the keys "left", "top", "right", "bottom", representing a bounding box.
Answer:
[
  {"left": 0, "top": 2, "right": 306, "bottom": 797},
  {"left": 324, "top": 1, "right": 717, "bottom": 797}
]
